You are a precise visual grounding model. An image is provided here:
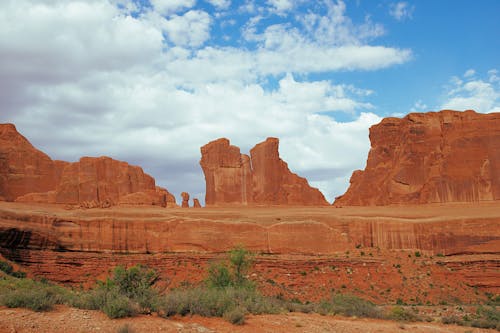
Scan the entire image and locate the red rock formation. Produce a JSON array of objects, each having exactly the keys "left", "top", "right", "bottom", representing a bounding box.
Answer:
[
  {"left": 54, "top": 156, "right": 156, "bottom": 205},
  {"left": 193, "top": 198, "right": 201, "bottom": 208},
  {"left": 200, "top": 137, "right": 328, "bottom": 206},
  {"left": 181, "top": 192, "right": 190, "bottom": 208},
  {"left": 0, "top": 124, "right": 60, "bottom": 201},
  {"left": 335, "top": 110, "right": 500, "bottom": 206},
  {"left": 156, "top": 186, "right": 177, "bottom": 207},
  {"left": 200, "top": 138, "right": 253, "bottom": 206},
  {"left": 0, "top": 123, "right": 175, "bottom": 207},
  {"left": 251, "top": 138, "right": 328, "bottom": 205}
]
